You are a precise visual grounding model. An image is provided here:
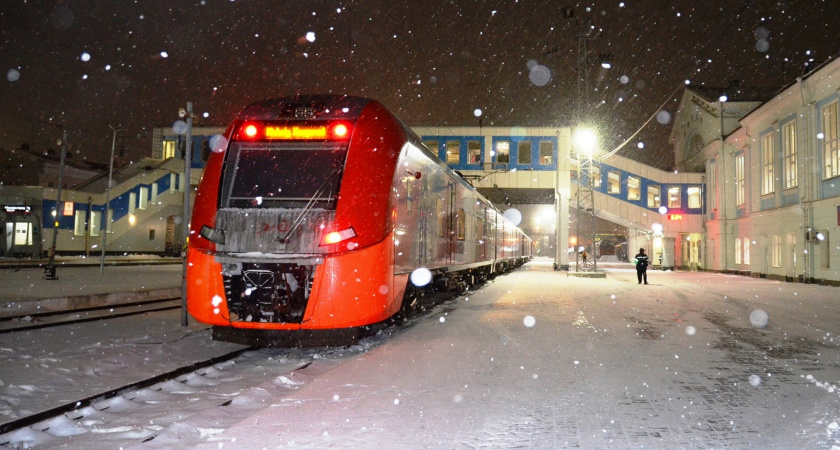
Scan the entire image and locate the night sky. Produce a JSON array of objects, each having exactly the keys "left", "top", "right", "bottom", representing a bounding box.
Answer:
[{"left": 2, "top": 0, "right": 839, "bottom": 170}]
